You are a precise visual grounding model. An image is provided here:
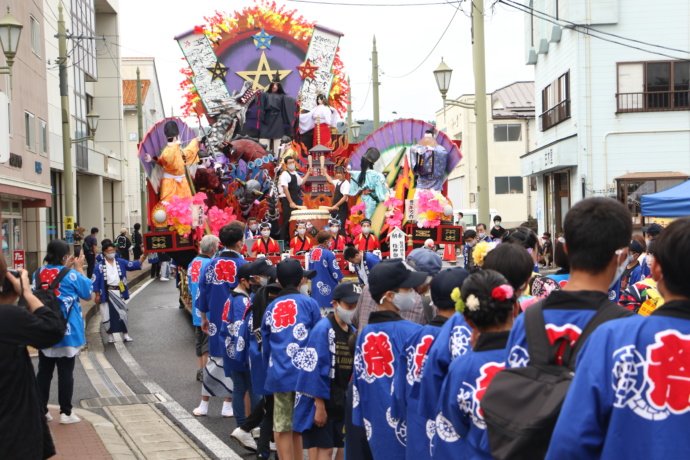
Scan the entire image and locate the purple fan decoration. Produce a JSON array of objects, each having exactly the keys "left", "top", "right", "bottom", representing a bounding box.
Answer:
[
  {"left": 348, "top": 119, "right": 462, "bottom": 173},
  {"left": 138, "top": 117, "right": 205, "bottom": 177}
]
